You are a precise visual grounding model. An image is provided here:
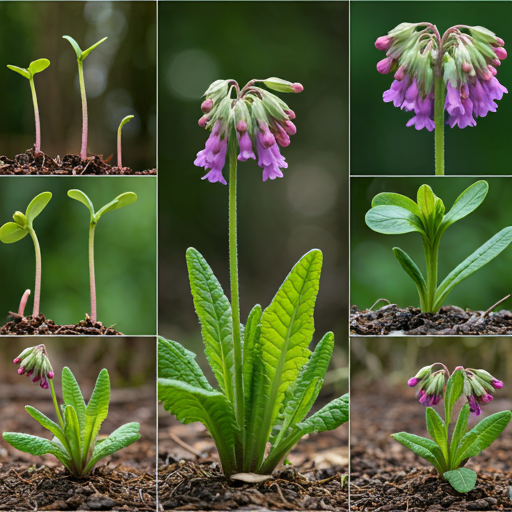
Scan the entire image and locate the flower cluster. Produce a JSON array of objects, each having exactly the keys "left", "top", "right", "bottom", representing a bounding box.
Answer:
[
  {"left": 408, "top": 364, "right": 446, "bottom": 406},
  {"left": 376, "top": 23, "right": 507, "bottom": 130},
  {"left": 460, "top": 366, "right": 504, "bottom": 416},
  {"left": 13, "top": 344, "right": 54, "bottom": 390},
  {"left": 194, "top": 78, "right": 302, "bottom": 184}
]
